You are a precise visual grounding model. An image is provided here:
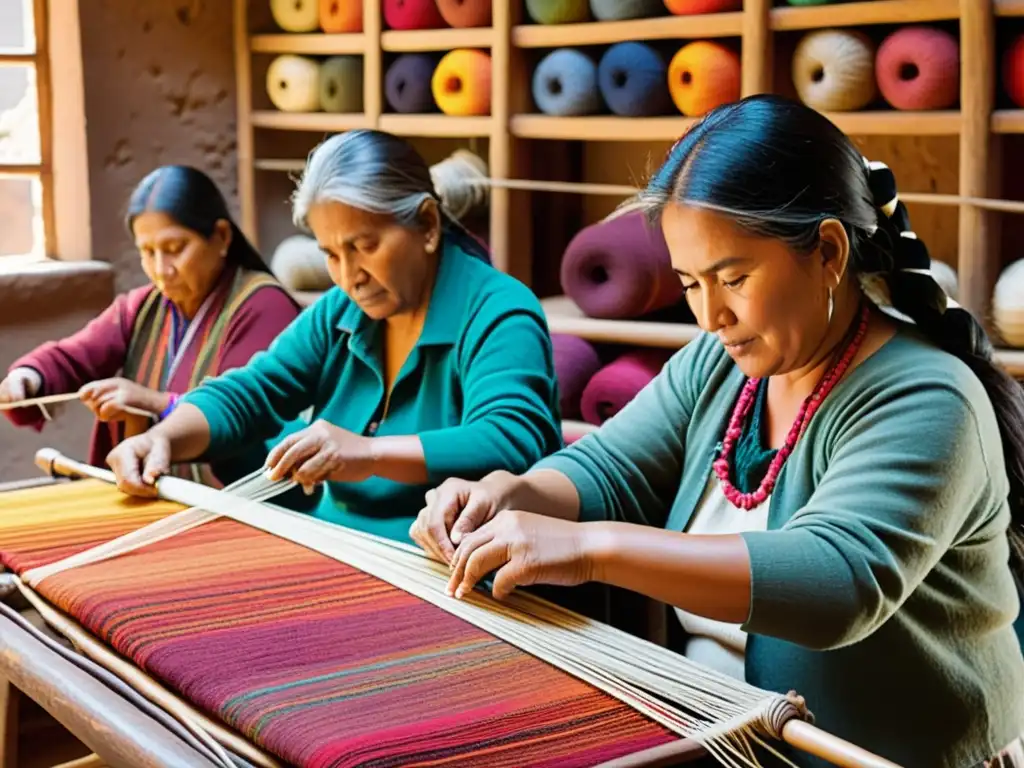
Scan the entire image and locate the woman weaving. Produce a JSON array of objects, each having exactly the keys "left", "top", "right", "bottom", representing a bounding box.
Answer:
[
  {"left": 105, "top": 130, "right": 563, "bottom": 544},
  {"left": 0, "top": 165, "right": 305, "bottom": 492},
  {"left": 412, "top": 95, "right": 1024, "bottom": 767}
]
